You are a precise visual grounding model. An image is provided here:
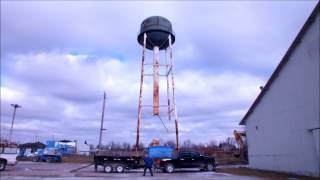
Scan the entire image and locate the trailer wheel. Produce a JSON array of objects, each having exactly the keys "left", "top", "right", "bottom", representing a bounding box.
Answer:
[
  {"left": 206, "top": 163, "right": 215, "bottom": 171},
  {"left": 0, "top": 160, "right": 7, "bottom": 171},
  {"left": 115, "top": 164, "right": 124, "bottom": 173},
  {"left": 165, "top": 163, "right": 175, "bottom": 173},
  {"left": 104, "top": 164, "right": 113, "bottom": 173}
]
